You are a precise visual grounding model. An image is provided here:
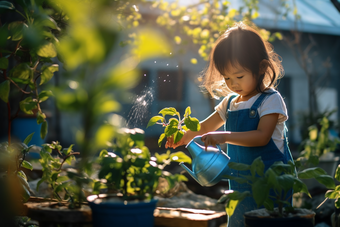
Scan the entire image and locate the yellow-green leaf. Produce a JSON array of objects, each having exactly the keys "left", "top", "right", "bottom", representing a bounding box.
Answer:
[
  {"left": 37, "top": 42, "right": 57, "bottom": 58},
  {"left": 40, "top": 64, "right": 59, "bottom": 85},
  {"left": 40, "top": 121, "right": 48, "bottom": 139},
  {"left": 0, "top": 80, "right": 10, "bottom": 103}
]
